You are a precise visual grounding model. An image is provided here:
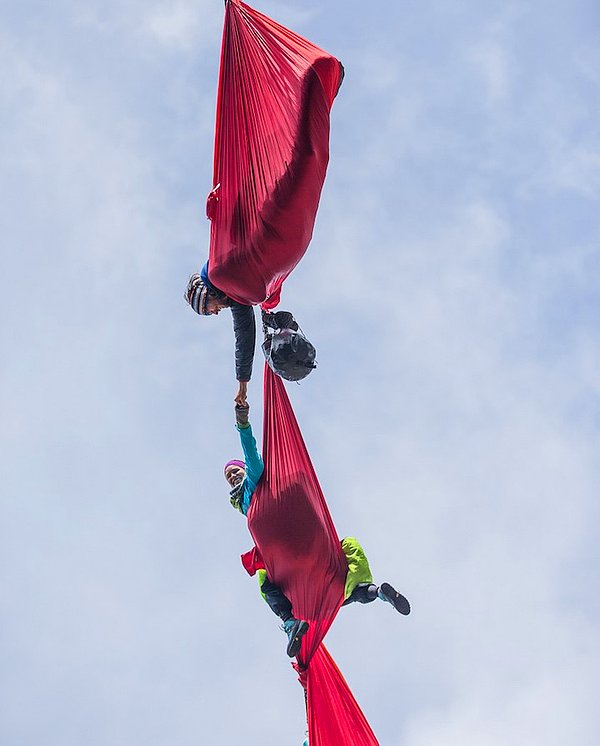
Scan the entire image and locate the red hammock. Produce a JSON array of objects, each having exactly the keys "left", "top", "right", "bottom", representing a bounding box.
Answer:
[
  {"left": 246, "top": 366, "right": 379, "bottom": 745},
  {"left": 206, "top": 0, "right": 343, "bottom": 309}
]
